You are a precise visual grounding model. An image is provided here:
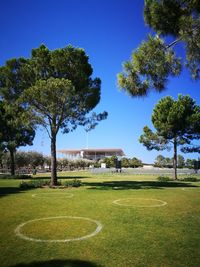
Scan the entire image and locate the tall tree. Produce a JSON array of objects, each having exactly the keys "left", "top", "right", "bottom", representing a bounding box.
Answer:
[
  {"left": 22, "top": 45, "right": 107, "bottom": 186},
  {"left": 0, "top": 101, "right": 35, "bottom": 175},
  {"left": 139, "top": 95, "right": 200, "bottom": 179},
  {"left": 118, "top": 0, "right": 200, "bottom": 96},
  {"left": 0, "top": 58, "right": 35, "bottom": 175}
]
